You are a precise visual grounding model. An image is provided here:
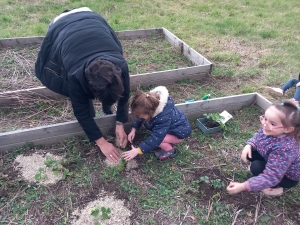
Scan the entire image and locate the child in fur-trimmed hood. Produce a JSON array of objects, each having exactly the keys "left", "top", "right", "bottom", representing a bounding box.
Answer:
[{"left": 122, "top": 86, "right": 192, "bottom": 161}]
